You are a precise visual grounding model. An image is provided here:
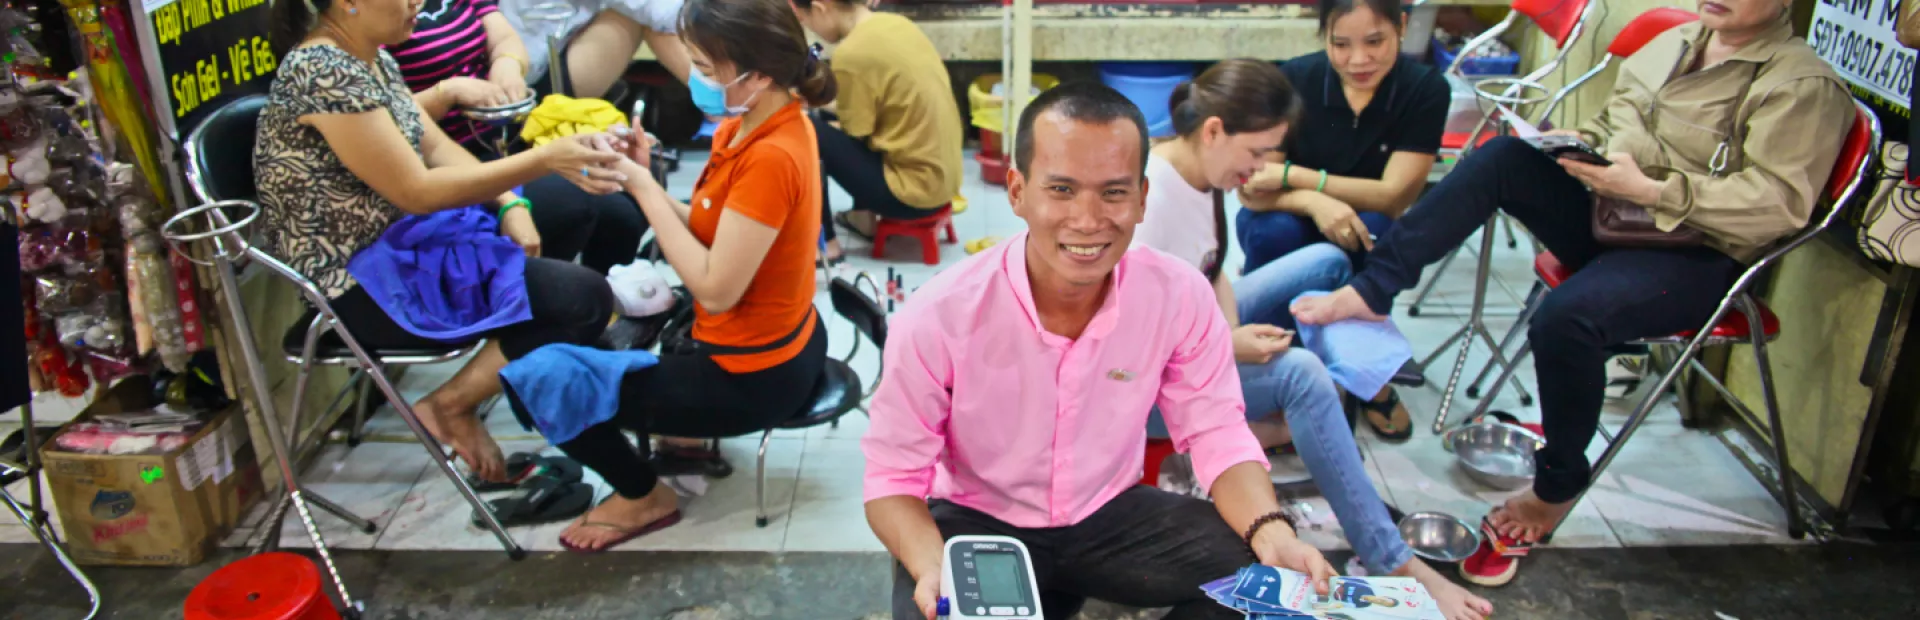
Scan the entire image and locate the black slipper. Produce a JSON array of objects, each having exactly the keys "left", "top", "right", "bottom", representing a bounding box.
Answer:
[
  {"left": 833, "top": 212, "right": 874, "bottom": 243},
  {"left": 466, "top": 452, "right": 583, "bottom": 493},
  {"left": 472, "top": 475, "right": 595, "bottom": 528},
  {"left": 649, "top": 445, "right": 733, "bottom": 478},
  {"left": 1355, "top": 389, "right": 1413, "bottom": 442}
]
